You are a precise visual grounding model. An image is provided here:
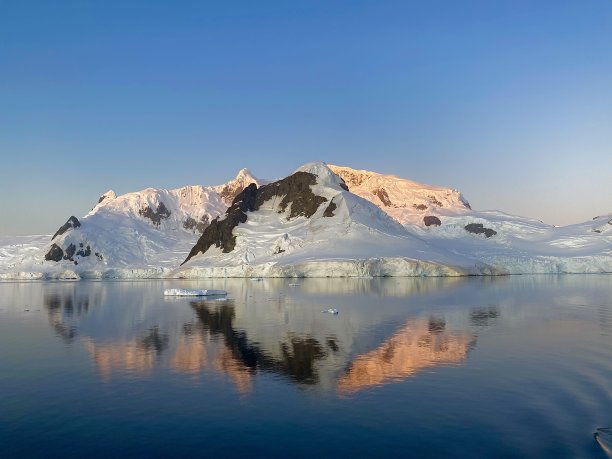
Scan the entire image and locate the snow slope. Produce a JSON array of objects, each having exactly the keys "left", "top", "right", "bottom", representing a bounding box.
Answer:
[
  {"left": 1, "top": 169, "right": 266, "bottom": 279},
  {"left": 328, "top": 164, "right": 471, "bottom": 226},
  {"left": 411, "top": 210, "right": 612, "bottom": 274},
  {"left": 0, "top": 235, "right": 50, "bottom": 279},
  {"left": 176, "top": 163, "right": 487, "bottom": 278},
  {"left": 329, "top": 165, "right": 612, "bottom": 274}
]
